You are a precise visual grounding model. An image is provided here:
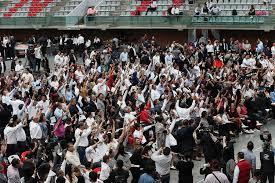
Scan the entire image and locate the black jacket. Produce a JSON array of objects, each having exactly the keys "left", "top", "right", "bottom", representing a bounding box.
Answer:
[{"left": 260, "top": 150, "right": 274, "bottom": 174}]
